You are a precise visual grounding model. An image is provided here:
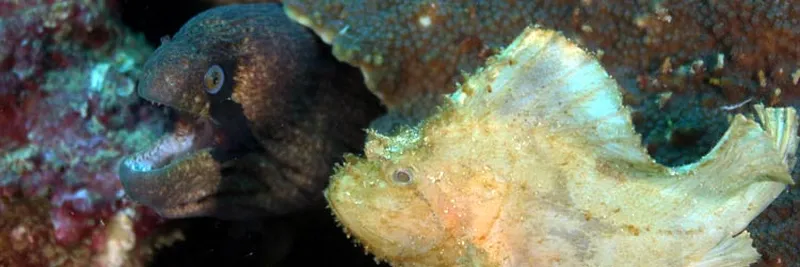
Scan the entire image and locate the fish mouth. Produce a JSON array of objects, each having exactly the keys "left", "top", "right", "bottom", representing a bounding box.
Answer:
[
  {"left": 117, "top": 110, "right": 226, "bottom": 217},
  {"left": 123, "top": 113, "right": 216, "bottom": 173},
  {"left": 118, "top": 99, "right": 269, "bottom": 219}
]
